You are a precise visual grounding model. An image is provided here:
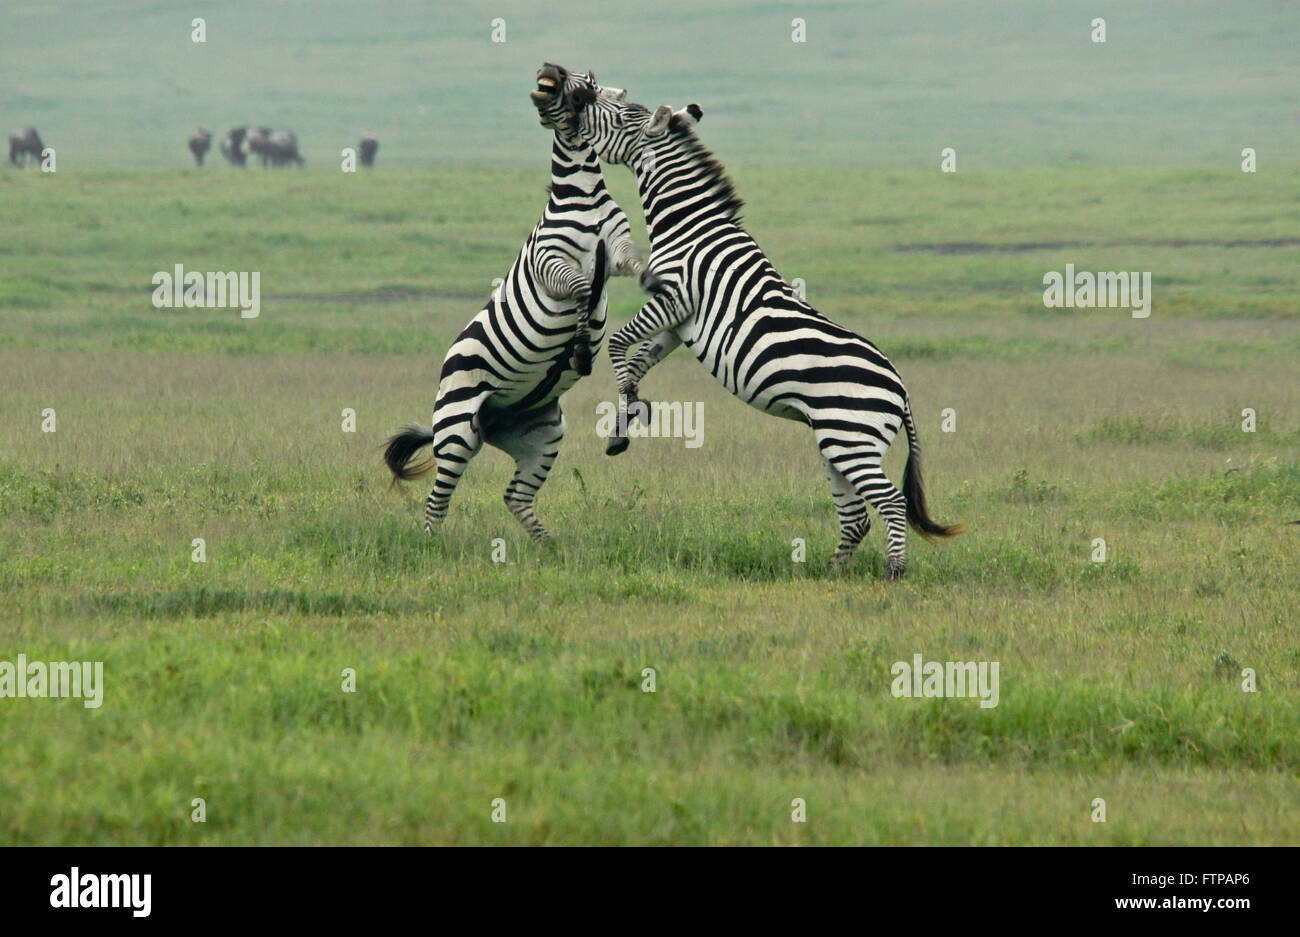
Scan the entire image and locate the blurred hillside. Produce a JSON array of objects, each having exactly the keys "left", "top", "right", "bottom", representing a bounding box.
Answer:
[{"left": 2, "top": 0, "right": 1297, "bottom": 167}]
